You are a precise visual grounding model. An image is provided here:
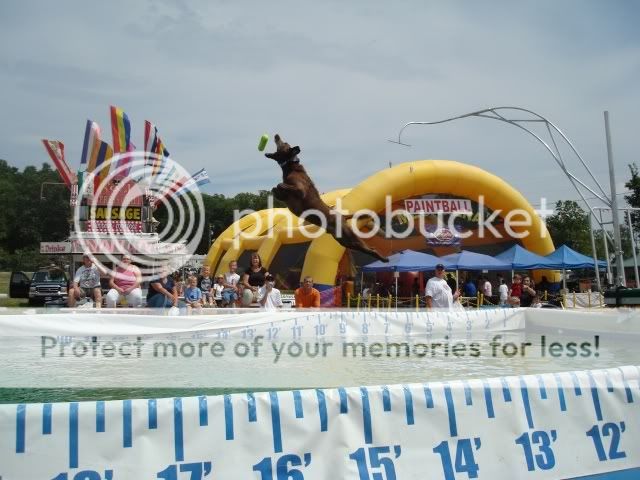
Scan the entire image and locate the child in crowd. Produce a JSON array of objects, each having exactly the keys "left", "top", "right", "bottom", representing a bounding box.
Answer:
[
  {"left": 184, "top": 275, "right": 203, "bottom": 314},
  {"left": 531, "top": 294, "right": 543, "bottom": 308},
  {"left": 223, "top": 260, "right": 241, "bottom": 308},
  {"left": 173, "top": 272, "right": 185, "bottom": 298},
  {"left": 212, "top": 275, "right": 225, "bottom": 306},
  {"left": 198, "top": 266, "right": 214, "bottom": 307}
]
